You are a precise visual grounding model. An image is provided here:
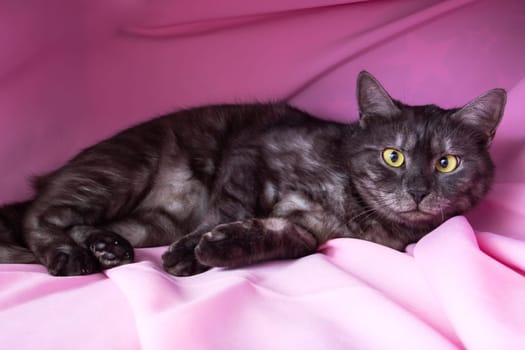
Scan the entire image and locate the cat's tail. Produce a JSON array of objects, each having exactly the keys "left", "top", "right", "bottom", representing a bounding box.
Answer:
[{"left": 0, "top": 200, "right": 37, "bottom": 263}]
